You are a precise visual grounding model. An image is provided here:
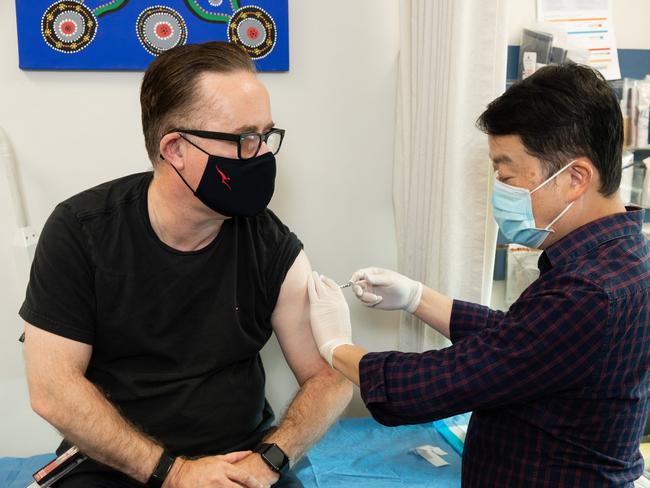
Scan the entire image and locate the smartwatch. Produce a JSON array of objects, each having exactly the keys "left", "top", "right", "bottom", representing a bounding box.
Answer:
[
  {"left": 147, "top": 450, "right": 176, "bottom": 488},
  {"left": 253, "top": 443, "right": 290, "bottom": 474}
]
